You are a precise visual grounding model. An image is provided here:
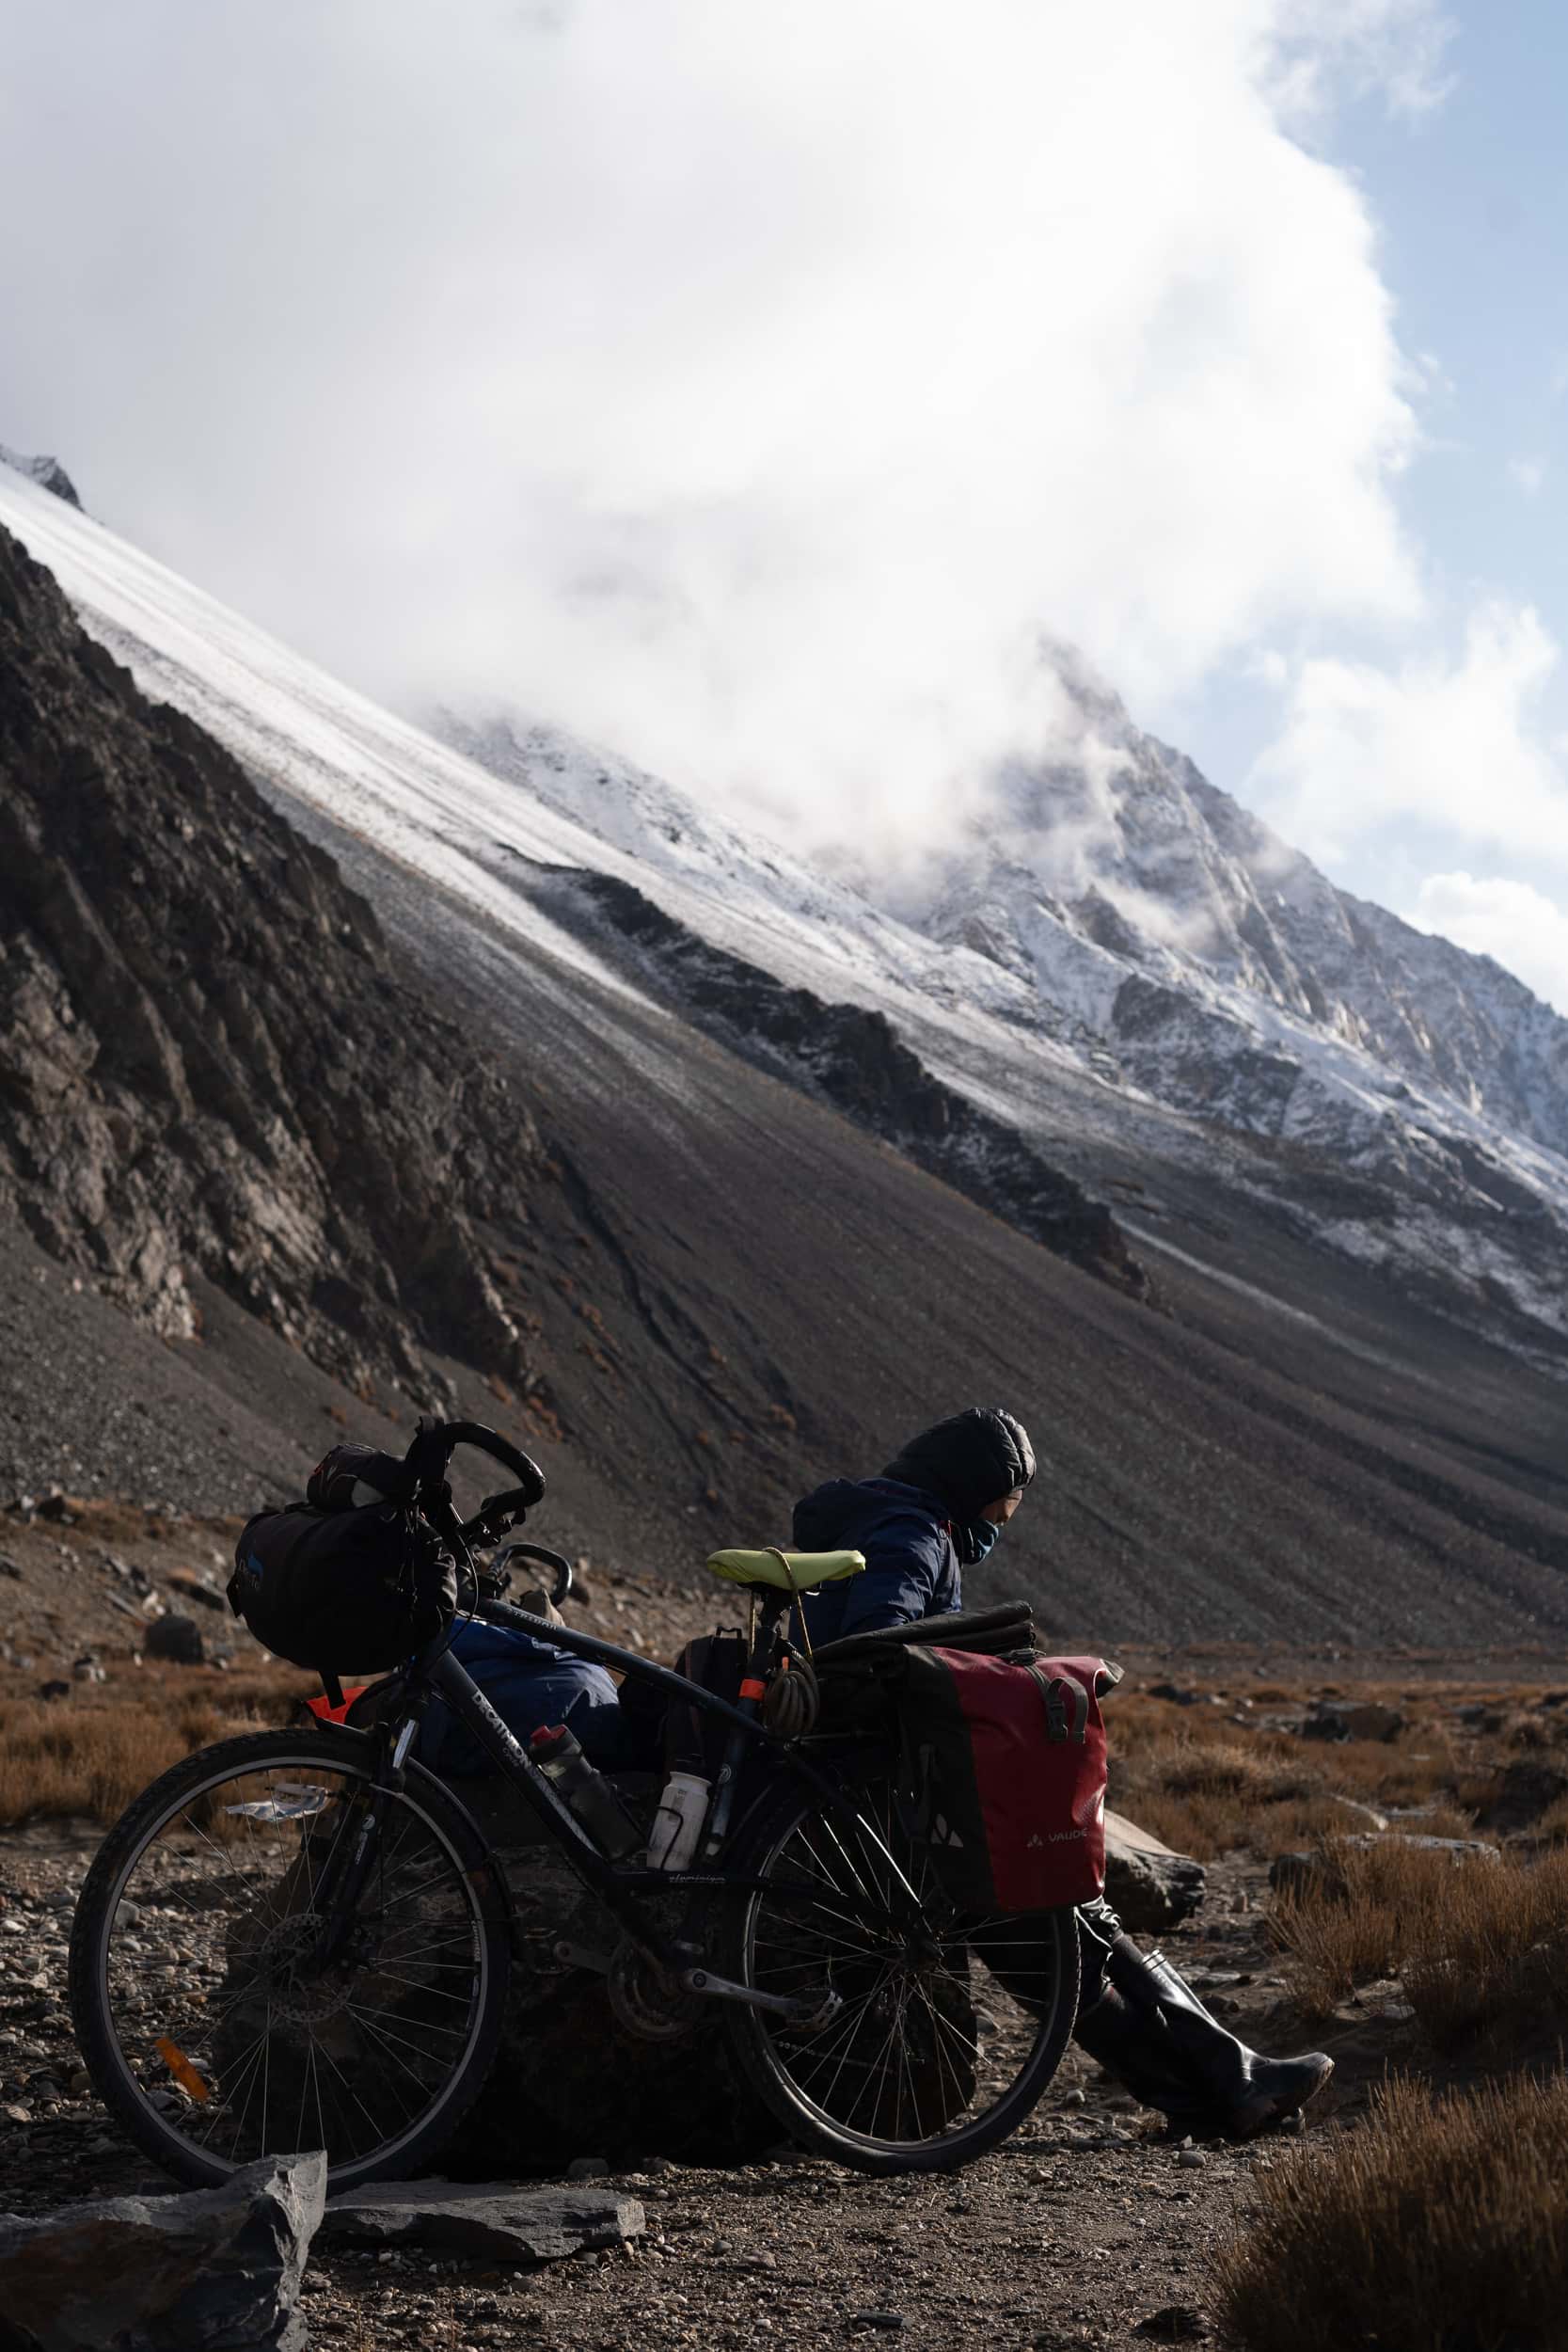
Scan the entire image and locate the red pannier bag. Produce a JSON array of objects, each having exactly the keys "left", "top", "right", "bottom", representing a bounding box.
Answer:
[{"left": 895, "top": 1648, "right": 1113, "bottom": 1914}]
